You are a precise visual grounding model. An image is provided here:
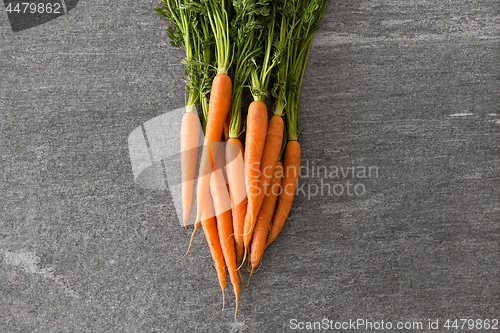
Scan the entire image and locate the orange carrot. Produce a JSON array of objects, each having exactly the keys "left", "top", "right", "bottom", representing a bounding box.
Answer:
[
  {"left": 201, "top": 215, "right": 226, "bottom": 308},
  {"left": 210, "top": 169, "right": 239, "bottom": 318},
  {"left": 206, "top": 74, "right": 233, "bottom": 142},
  {"left": 156, "top": 2, "right": 206, "bottom": 228},
  {"left": 195, "top": 73, "right": 232, "bottom": 224},
  {"left": 243, "top": 100, "right": 268, "bottom": 249},
  {"left": 264, "top": 0, "right": 327, "bottom": 247},
  {"left": 180, "top": 110, "right": 201, "bottom": 227},
  {"left": 196, "top": 0, "right": 233, "bottom": 225},
  {"left": 225, "top": 138, "right": 247, "bottom": 265},
  {"left": 242, "top": 3, "right": 278, "bottom": 254},
  {"left": 250, "top": 161, "right": 283, "bottom": 279},
  {"left": 192, "top": 2, "right": 233, "bottom": 312},
  {"left": 254, "top": 115, "right": 284, "bottom": 220},
  {"left": 266, "top": 141, "right": 301, "bottom": 247}
]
